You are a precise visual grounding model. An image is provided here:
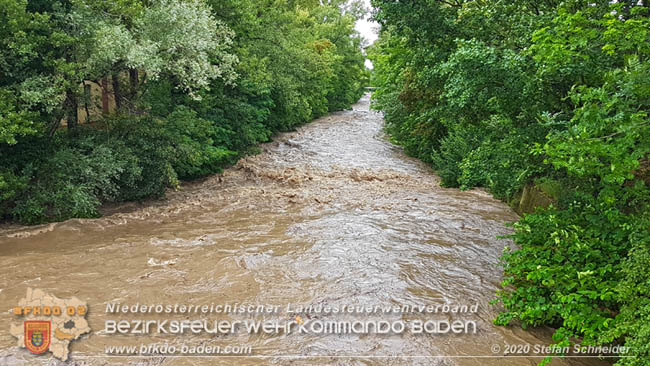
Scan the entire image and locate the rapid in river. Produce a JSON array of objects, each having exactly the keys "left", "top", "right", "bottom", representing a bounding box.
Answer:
[{"left": 0, "top": 95, "right": 603, "bottom": 366}]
